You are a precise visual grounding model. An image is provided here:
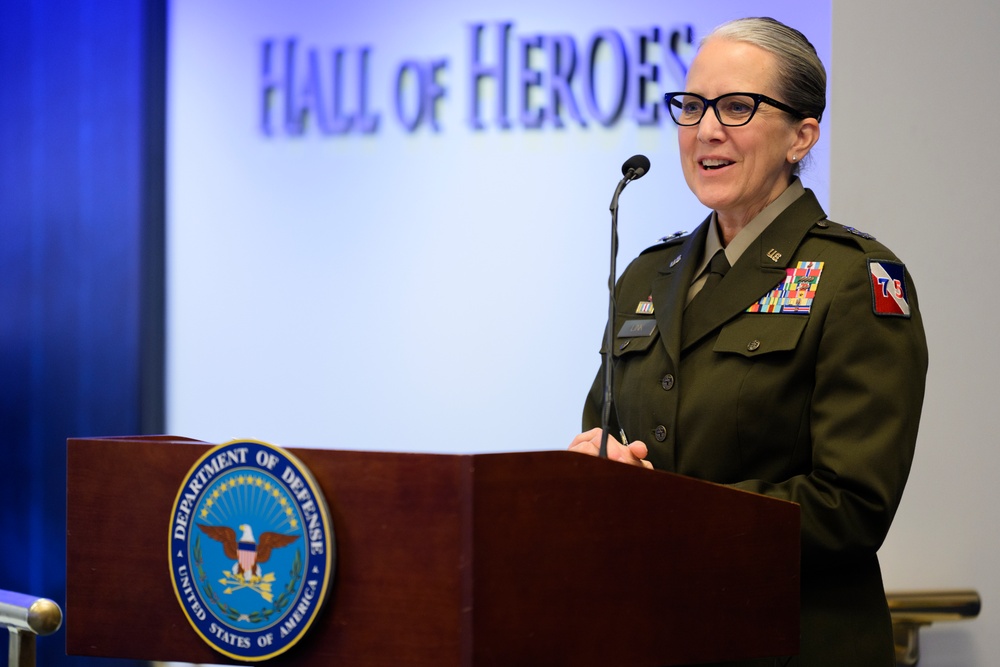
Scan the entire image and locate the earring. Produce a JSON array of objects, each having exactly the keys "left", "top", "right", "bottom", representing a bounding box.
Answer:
[{"left": 792, "top": 155, "right": 798, "bottom": 162}]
